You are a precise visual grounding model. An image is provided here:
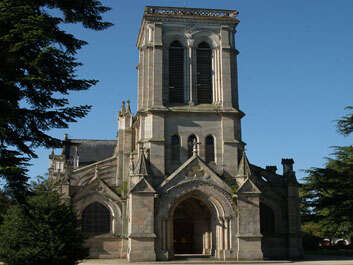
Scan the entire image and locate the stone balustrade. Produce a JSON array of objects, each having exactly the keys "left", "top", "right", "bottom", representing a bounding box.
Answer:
[{"left": 145, "top": 6, "right": 238, "bottom": 18}]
